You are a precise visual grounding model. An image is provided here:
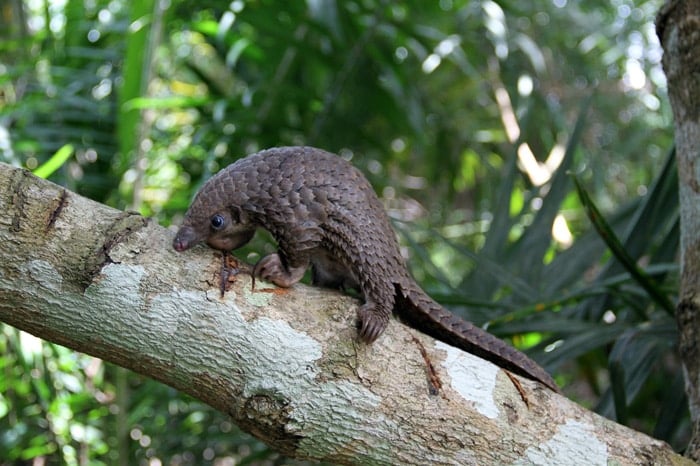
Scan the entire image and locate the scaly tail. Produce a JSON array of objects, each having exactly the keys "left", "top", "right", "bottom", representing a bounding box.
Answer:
[{"left": 395, "top": 282, "right": 560, "bottom": 393}]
